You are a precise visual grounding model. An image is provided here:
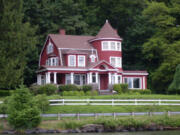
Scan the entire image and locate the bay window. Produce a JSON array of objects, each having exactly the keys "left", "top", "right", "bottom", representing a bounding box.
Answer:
[{"left": 102, "top": 41, "right": 121, "bottom": 51}]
